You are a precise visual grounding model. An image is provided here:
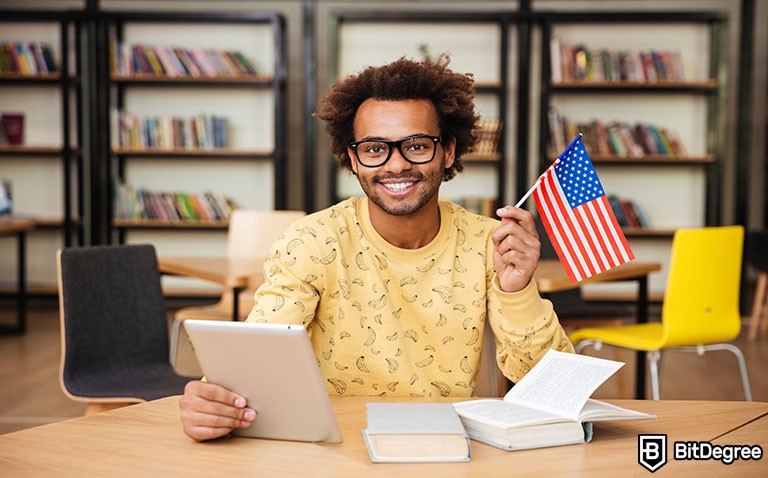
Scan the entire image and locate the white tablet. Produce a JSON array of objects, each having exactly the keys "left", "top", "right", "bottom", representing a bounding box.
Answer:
[{"left": 183, "top": 319, "right": 343, "bottom": 443}]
